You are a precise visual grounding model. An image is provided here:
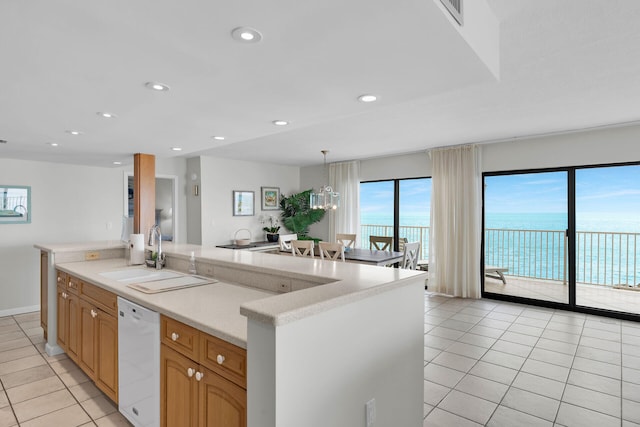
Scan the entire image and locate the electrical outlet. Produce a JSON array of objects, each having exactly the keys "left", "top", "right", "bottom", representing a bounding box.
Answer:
[
  {"left": 365, "top": 398, "right": 376, "bottom": 427},
  {"left": 277, "top": 282, "right": 291, "bottom": 292},
  {"left": 85, "top": 251, "right": 100, "bottom": 261}
]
